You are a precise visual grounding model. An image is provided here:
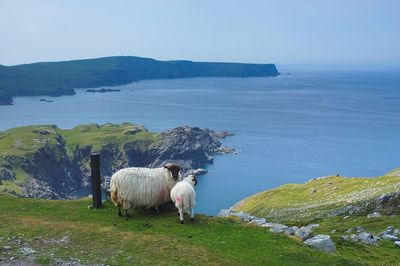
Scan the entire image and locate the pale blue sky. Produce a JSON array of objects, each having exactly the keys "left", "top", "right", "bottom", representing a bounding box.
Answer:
[{"left": 0, "top": 0, "right": 399, "bottom": 66}]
